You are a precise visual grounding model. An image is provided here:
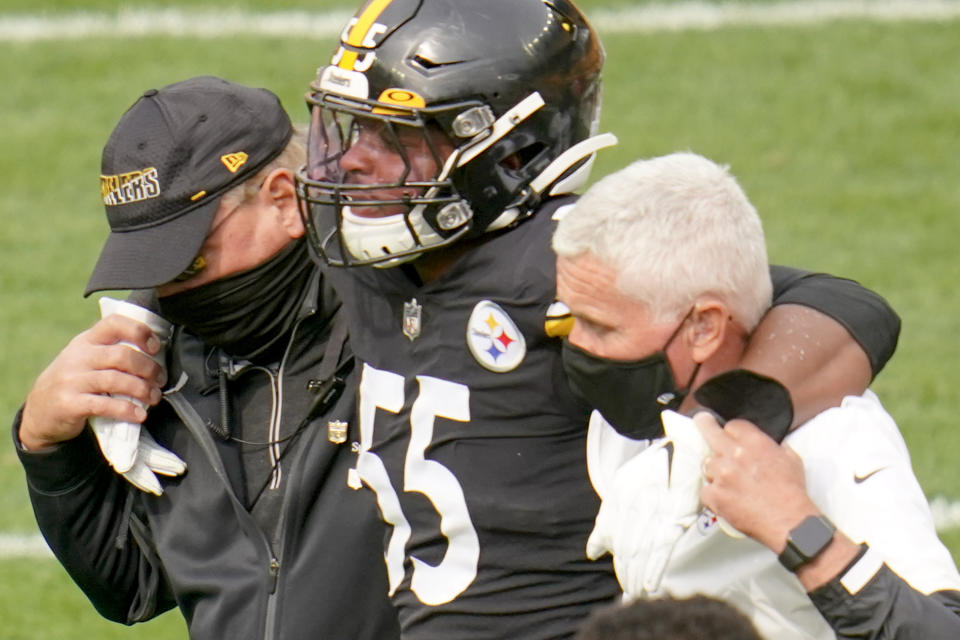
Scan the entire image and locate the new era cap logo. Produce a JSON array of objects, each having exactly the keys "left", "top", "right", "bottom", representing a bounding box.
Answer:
[{"left": 221, "top": 152, "right": 249, "bottom": 173}]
